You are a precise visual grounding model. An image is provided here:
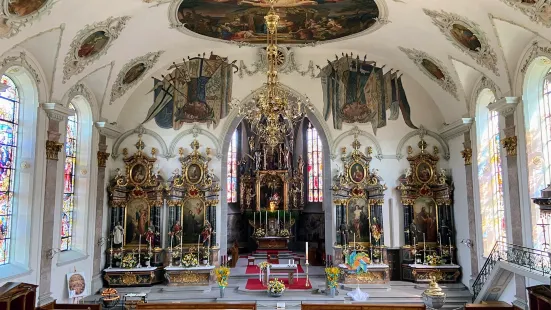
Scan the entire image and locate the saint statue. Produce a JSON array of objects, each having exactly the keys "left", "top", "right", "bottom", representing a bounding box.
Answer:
[
  {"left": 201, "top": 221, "right": 212, "bottom": 247},
  {"left": 145, "top": 225, "right": 155, "bottom": 246},
  {"left": 113, "top": 222, "right": 124, "bottom": 245},
  {"left": 172, "top": 220, "right": 182, "bottom": 245},
  {"left": 339, "top": 222, "right": 349, "bottom": 246}
]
